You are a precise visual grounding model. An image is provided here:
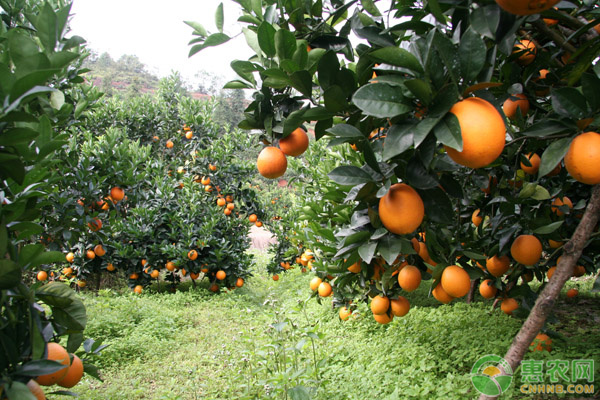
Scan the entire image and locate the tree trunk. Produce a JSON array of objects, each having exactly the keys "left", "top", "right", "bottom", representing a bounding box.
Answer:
[
  {"left": 478, "top": 185, "right": 600, "bottom": 400},
  {"left": 467, "top": 278, "right": 479, "bottom": 304}
]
